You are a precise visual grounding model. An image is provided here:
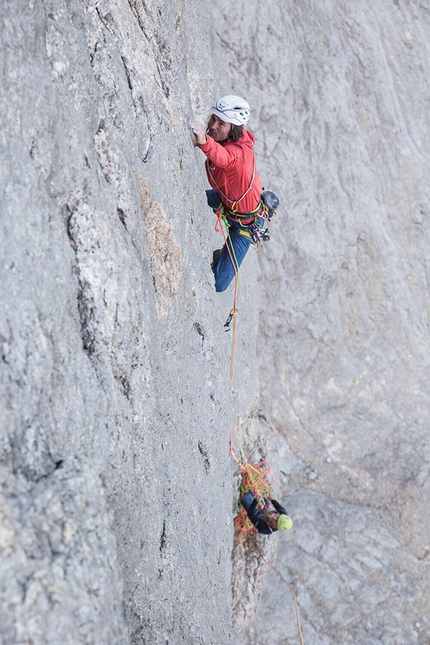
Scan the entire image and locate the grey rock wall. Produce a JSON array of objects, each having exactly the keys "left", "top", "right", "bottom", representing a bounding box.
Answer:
[
  {"left": 212, "top": 1, "right": 430, "bottom": 644},
  {"left": 1, "top": 1, "right": 261, "bottom": 643},
  {"left": 2, "top": 0, "right": 430, "bottom": 644}
]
